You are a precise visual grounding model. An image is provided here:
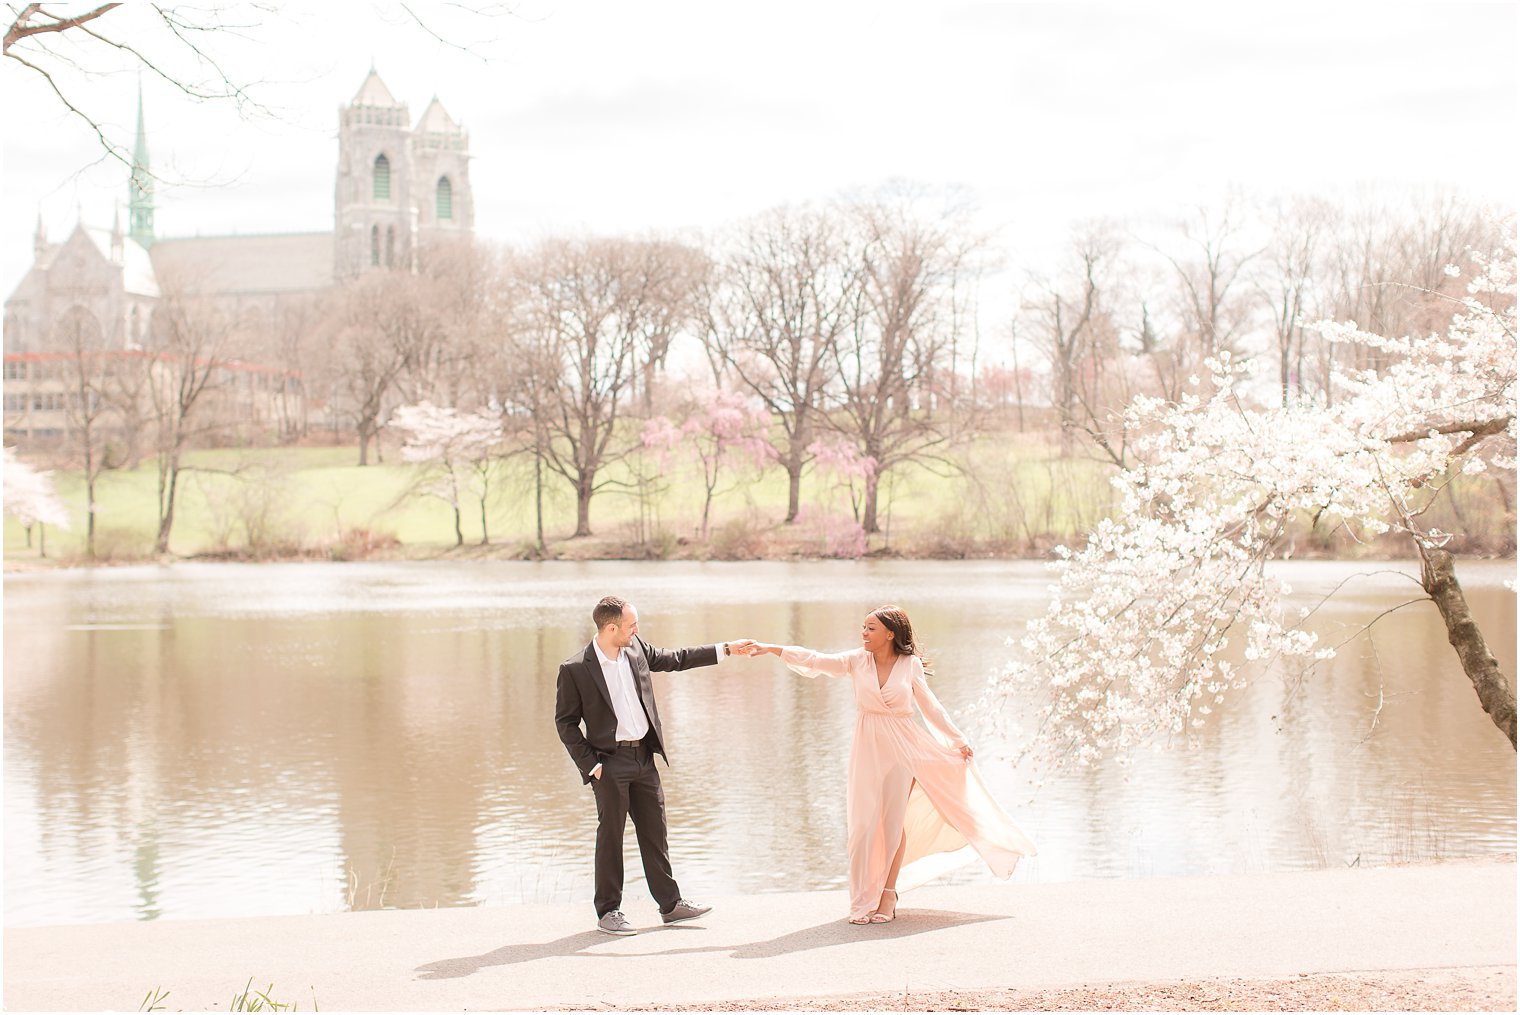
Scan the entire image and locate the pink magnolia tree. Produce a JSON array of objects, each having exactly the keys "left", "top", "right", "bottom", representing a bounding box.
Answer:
[
  {"left": 642, "top": 389, "right": 774, "bottom": 538},
  {"left": 389, "top": 402, "right": 504, "bottom": 547},
  {"left": 3, "top": 447, "right": 71, "bottom": 556},
  {"left": 797, "top": 435, "right": 875, "bottom": 558},
  {"left": 985, "top": 240, "right": 1516, "bottom": 767}
]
